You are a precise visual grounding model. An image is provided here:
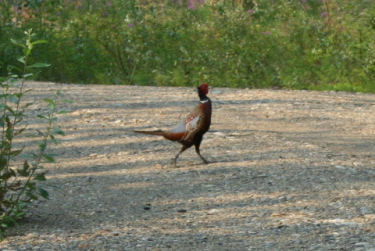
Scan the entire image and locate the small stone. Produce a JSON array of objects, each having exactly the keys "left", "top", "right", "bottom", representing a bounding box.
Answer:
[
  {"left": 200, "top": 235, "right": 208, "bottom": 242},
  {"left": 207, "top": 209, "right": 220, "bottom": 215},
  {"left": 334, "top": 165, "right": 346, "bottom": 169},
  {"left": 349, "top": 238, "right": 360, "bottom": 244},
  {"left": 211, "top": 89, "right": 223, "bottom": 94},
  {"left": 265, "top": 242, "right": 276, "bottom": 248},
  {"left": 339, "top": 222, "right": 359, "bottom": 227},
  {"left": 354, "top": 242, "right": 370, "bottom": 247},
  {"left": 213, "top": 132, "right": 226, "bottom": 138},
  {"left": 360, "top": 207, "right": 373, "bottom": 215}
]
